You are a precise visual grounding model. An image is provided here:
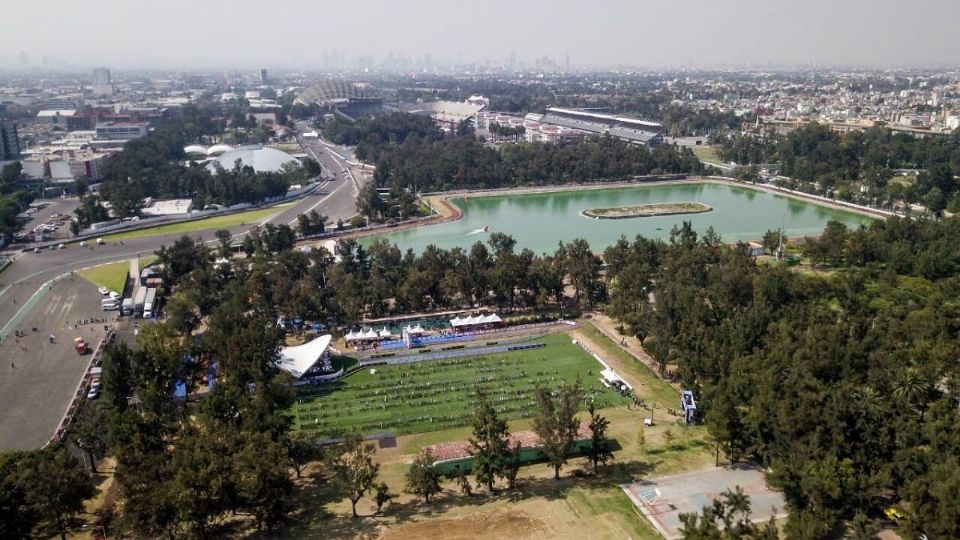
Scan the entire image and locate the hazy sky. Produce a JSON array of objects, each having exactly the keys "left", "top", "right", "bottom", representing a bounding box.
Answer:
[{"left": 3, "top": 0, "right": 959, "bottom": 70}]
